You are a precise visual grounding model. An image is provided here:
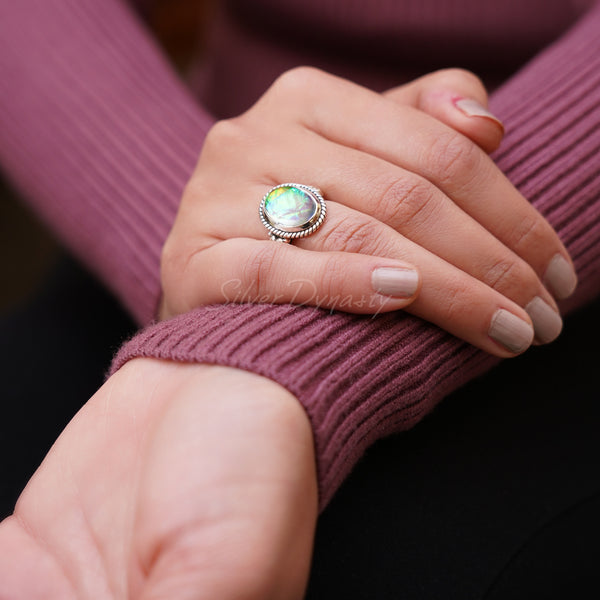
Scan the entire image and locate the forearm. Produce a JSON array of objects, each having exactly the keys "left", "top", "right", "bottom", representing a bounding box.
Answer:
[{"left": 0, "top": 0, "right": 214, "bottom": 324}]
